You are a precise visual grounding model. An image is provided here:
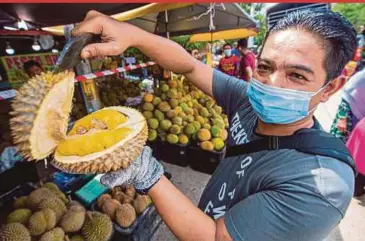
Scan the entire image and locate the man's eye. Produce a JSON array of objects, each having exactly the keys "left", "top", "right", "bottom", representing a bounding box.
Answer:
[
  {"left": 257, "top": 64, "right": 271, "bottom": 72},
  {"left": 289, "top": 73, "right": 307, "bottom": 81}
]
